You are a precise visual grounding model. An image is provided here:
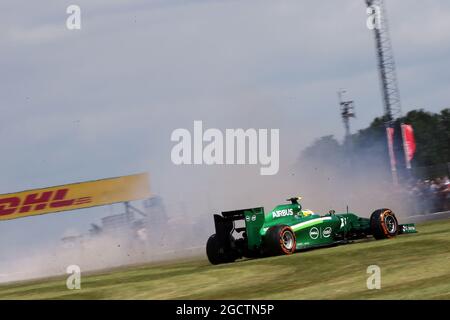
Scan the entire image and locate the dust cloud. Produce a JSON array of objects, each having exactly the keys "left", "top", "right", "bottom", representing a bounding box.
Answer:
[{"left": 0, "top": 136, "right": 412, "bottom": 285}]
